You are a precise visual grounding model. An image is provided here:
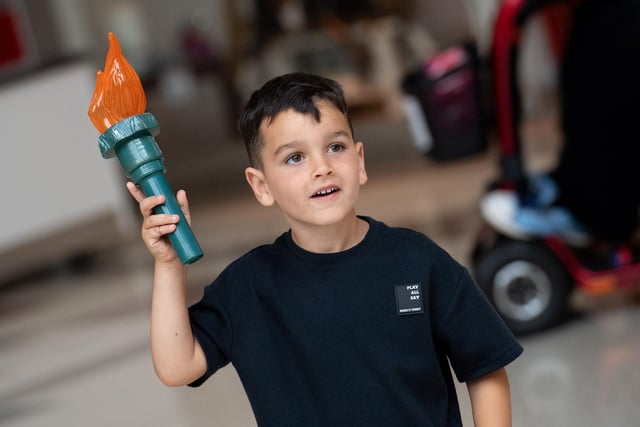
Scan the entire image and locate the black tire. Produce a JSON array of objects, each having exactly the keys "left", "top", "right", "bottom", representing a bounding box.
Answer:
[{"left": 473, "top": 238, "right": 574, "bottom": 335}]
